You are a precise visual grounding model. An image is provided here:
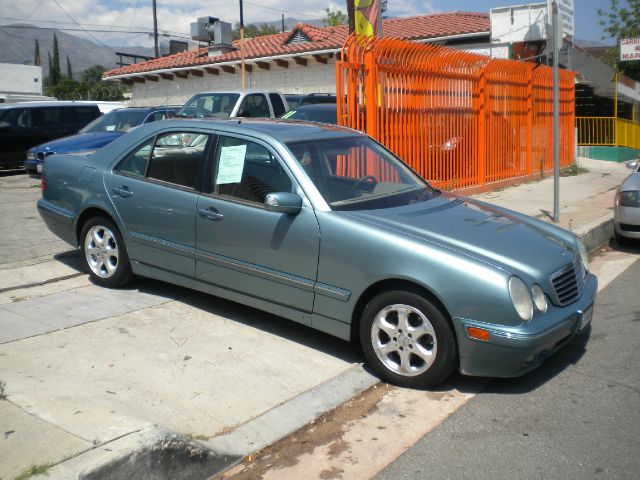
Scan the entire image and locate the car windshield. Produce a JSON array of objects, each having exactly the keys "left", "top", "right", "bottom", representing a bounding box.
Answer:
[
  {"left": 80, "top": 110, "right": 147, "bottom": 133},
  {"left": 286, "top": 136, "right": 438, "bottom": 211},
  {"left": 177, "top": 93, "right": 241, "bottom": 118},
  {"left": 281, "top": 107, "right": 336, "bottom": 124}
]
